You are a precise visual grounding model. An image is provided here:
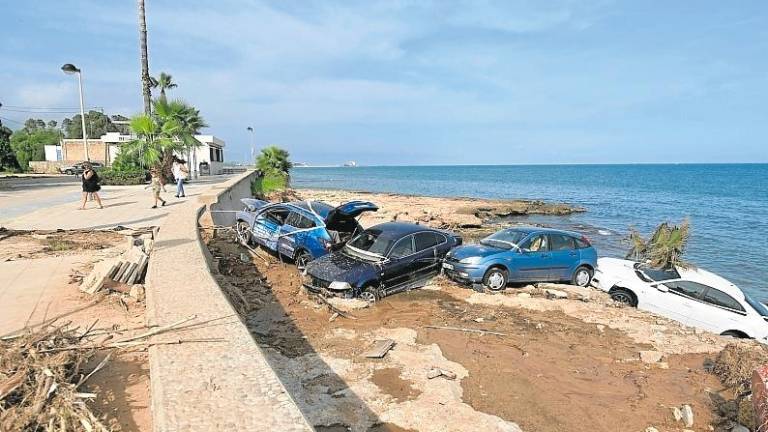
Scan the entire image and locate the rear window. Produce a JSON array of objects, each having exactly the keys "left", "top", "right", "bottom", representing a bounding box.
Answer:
[
  {"left": 636, "top": 264, "right": 680, "bottom": 282},
  {"left": 550, "top": 234, "right": 576, "bottom": 251},
  {"left": 575, "top": 237, "right": 591, "bottom": 249},
  {"left": 415, "top": 232, "right": 444, "bottom": 251},
  {"left": 285, "top": 211, "right": 316, "bottom": 229},
  {"left": 702, "top": 288, "right": 745, "bottom": 313},
  {"left": 389, "top": 235, "right": 415, "bottom": 258}
]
